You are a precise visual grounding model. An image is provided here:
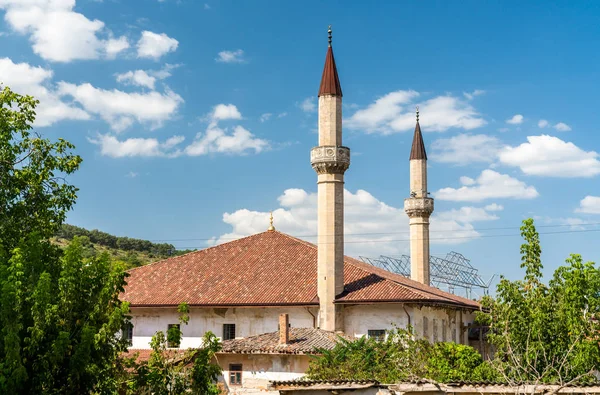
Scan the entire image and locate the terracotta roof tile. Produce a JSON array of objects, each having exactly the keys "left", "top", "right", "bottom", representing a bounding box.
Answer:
[
  {"left": 121, "top": 231, "right": 479, "bottom": 309},
  {"left": 220, "top": 328, "right": 342, "bottom": 355}
]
